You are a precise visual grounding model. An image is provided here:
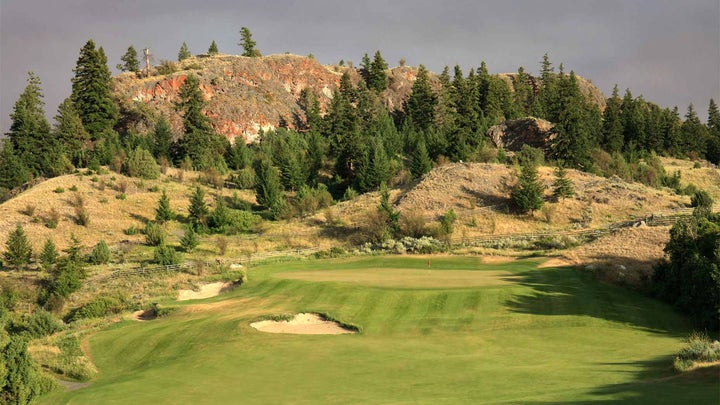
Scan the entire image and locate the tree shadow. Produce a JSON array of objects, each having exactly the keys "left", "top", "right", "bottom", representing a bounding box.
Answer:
[
  {"left": 459, "top": 185, "right": 508, "bottom": 209},
  {"left": 504, "top": 263, "right": 718, "bottom": 403},
  {"left": 523, "top": 357, "right": 719, "bottom": 404},
  {"left": 504, "top": 263, "right": 690, "bottom": 336}
]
